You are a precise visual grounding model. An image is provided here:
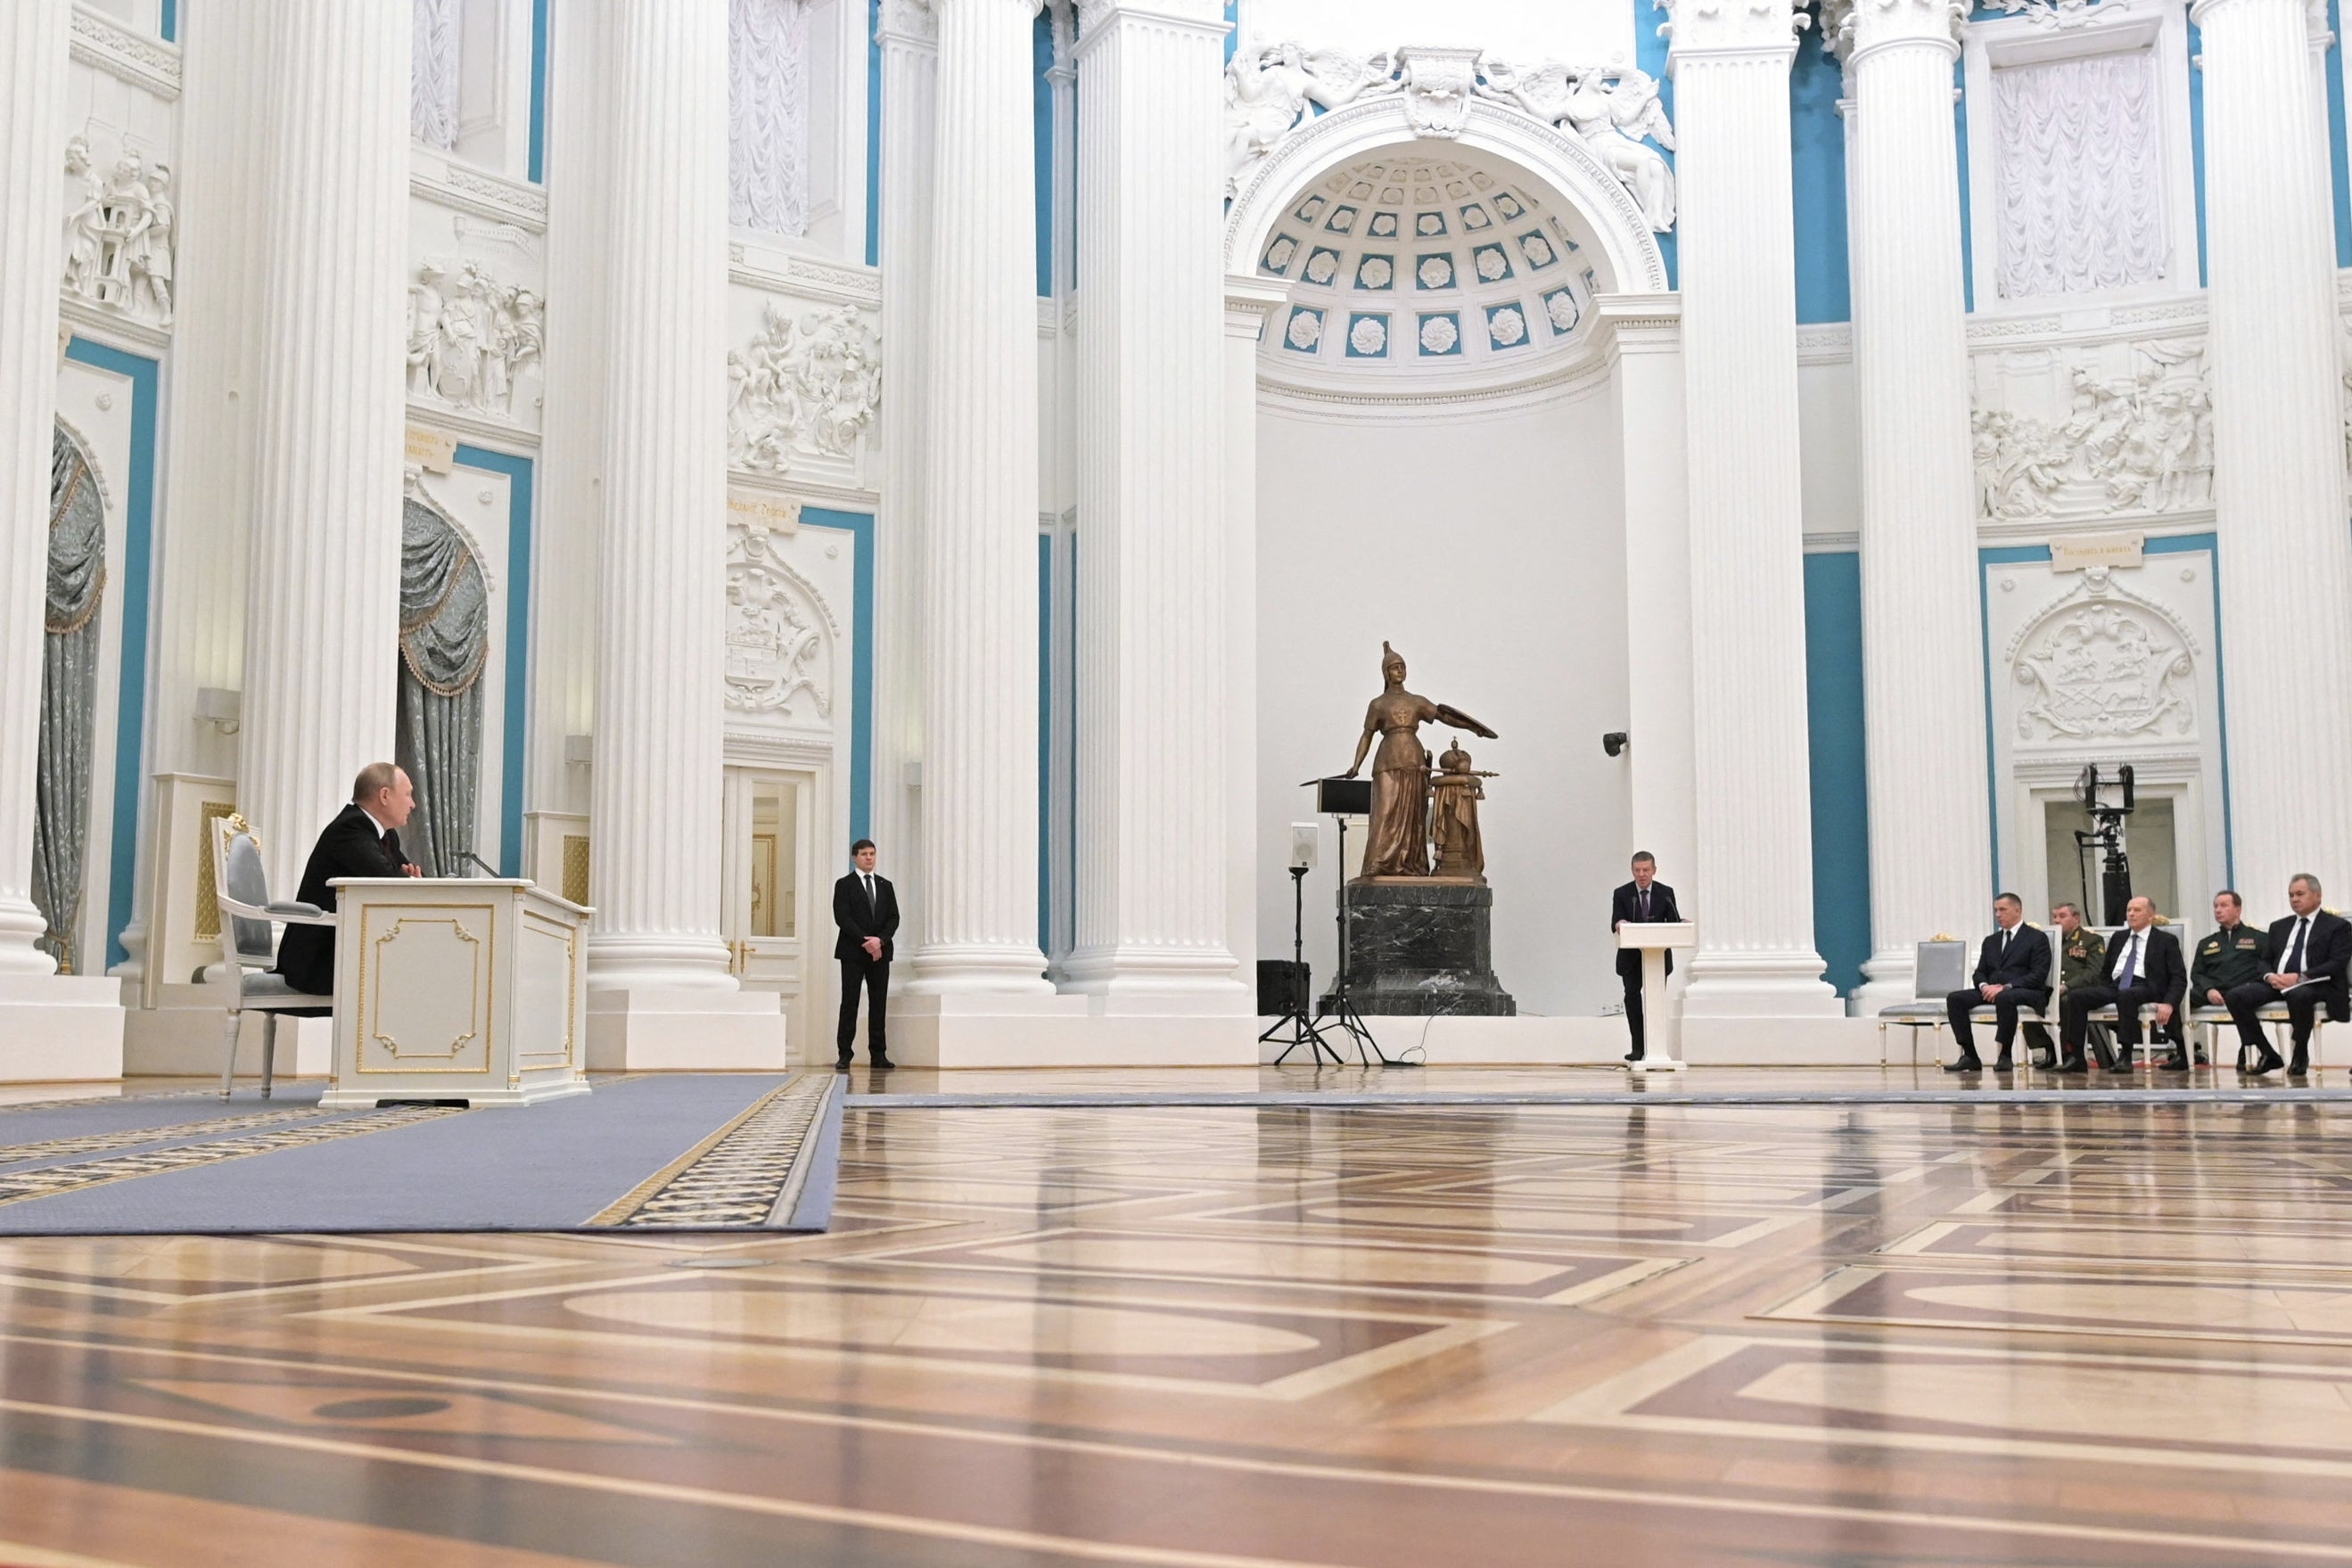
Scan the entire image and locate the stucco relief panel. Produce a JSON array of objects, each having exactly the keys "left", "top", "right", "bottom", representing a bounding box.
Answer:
[
  {"left": 725, "top": 519, "right": 839, "bottom": 732},
  {"left": 1970, "top": 335, "right": 2210, "bottom": 522},
  {"left": 726, "top": 295, "right": 881, "bottom": 486}
]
